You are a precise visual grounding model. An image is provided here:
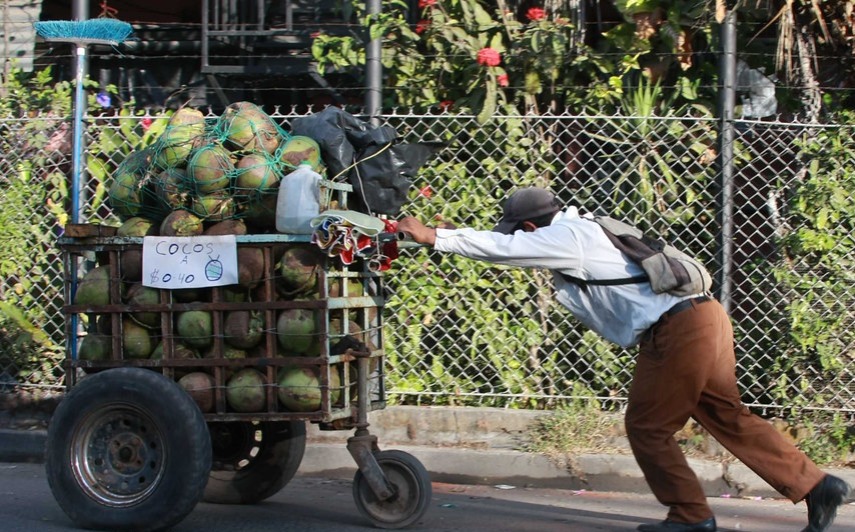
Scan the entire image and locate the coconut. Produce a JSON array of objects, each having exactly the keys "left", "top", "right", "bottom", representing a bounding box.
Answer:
[
  {"left": 203, "top": 219, "right": 248, "bottom": 236},
  {"left": 108, "top": 149, "right": 152, "bottom": 219},
  {"left": 74, "top": 266, "right": 112, "bottom": 306},
  {"left": 78, "top": 333, "right": 112, "bottom": 361},
  {"left": 150, "top": 341, "right": 198, "bottom": 361},
  {"left": 276, "top": 246, "right": 321, "bottom": 297},
  {"left": 240, "top": 193, "right": 278, "bottom": 231},
  {"left": 277, "top": 366, "right": 341, "bottom": 412},
  {"left": 224, "top": 310, "right": 264, "bottom": 349},
  {"left": 122, "top": 318, "right": 153, "bottom": 359},
  {"left": 226, "top": 368, "right": 267, "bottom": 412},
  {"left": 154, "top": 108, "right": 207, "bottom": 169},
  {"left": 277, "top": 135, "right": 322, "bottom": 171},
  {"left": 178, "top": 371, "right": 215, "bottom": 413},
  {"left": 237, "top": 247, "right": 265, "bottom": 290},
  {"left": 276, "top": 308, "right": 317, "bottom": 354},
  {"left": 221, "top": 102, "right": 282, "bottom": 154},
  {"left": 188, "top": 144, "right": 234, "bottom": 194},
  {"left": 176, "top": 310, "right": 214, "bottom": 348},
  {"left": 235, "top": 153, "right": 280, "bottom": 193},
  {"left": 116, "top": 216, "right": 158, "bottom": 237},
  {"left": 118, "top": 250, "right": 142, "bottom": 282},
  {"left": 191, "top": 191, "right": 236, "bottom": 222},
  {"left": 159, "top": 209, "right": 204, "bottom": 236},
  {"left": 153, "top": 167, "right": 190, "bottom": 210},
  {"left": 125, "top": 283, "right": 161, "bottom": 328},
  {"left": 202, "top": 344, "right": 247, "bottom": 359}
]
